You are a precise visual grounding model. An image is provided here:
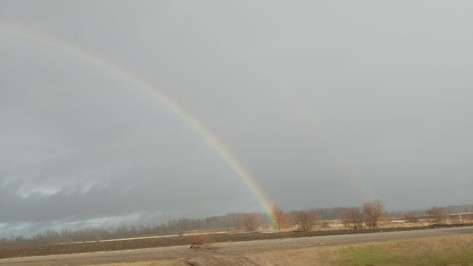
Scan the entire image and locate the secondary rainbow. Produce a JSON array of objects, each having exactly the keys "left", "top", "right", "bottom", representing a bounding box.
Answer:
[{"left": 0, "top": 24, "right": 278, "bottom": 227}]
